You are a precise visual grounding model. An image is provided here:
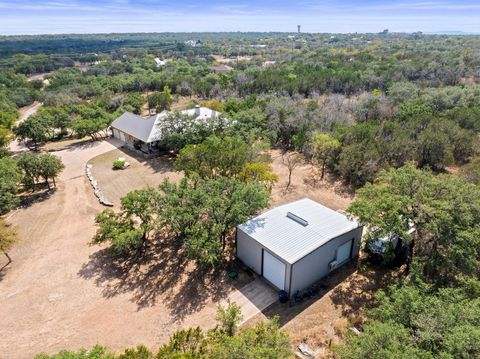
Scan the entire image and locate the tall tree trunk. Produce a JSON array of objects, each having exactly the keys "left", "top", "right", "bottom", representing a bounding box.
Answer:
[
  {"left": 45, "top": 178, "right": 50, "bottom": 190},
  {"left": 52, "top": 176, "right": 56, "bottom": 188},
  {"left": 321, "top": 159, "right": 326, "bottom": 179}
]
